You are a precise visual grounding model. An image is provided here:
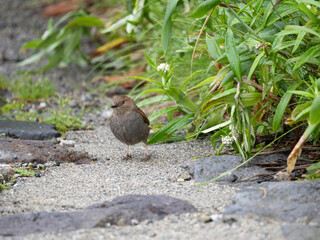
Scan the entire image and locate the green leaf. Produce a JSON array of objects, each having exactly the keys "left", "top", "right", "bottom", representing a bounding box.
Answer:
[
  {"left": 206, "top": 35, "right": 222, "bottom": 59},
  {"left": 147, "top": 114, "right": 193, "bottom": 144},
  {"left": 202, "top": 120, "right": 231, "bottom": 133},
  {"left": 64, "top": 28, "right": 82, "bottom": 58},
  {"left": 188, "top": 0, "right": 221, "bottom": 18},
  {"left": 292, "top": 31, "right": 306, "bottom": 54},
  {"left": 273, "top": 83, "right": 300, "bottom": 132},
  {"left": 136, "top": 95, "right": 170, "bottom": 107},
  {"left": 101, "top": 15, "right": 131, "bottom": 33},
  {"left": 293, "top": 45, "right": 320, "bottom": 71},
  {"left": 144, "top": 53, "right": 157, "bottom": 70},
  {"left": 247, "top": 51, "right": 265, "bottom": 82},
  {"left": 149, "top": 106, "right": 180, "bottom": 122},
  {"left": 132, "top": 76, "right": 162, "bottom": 85},
  {"left": 225, "top": 28, "right": 242, "bottom": 82},
  {"left": 310, "top": 96, "right": 320, "bottom": 125},
  {"left": 166, "top": 87, "right": 197, "bottom": 112},
  {"left": 66, "top": 16, "right": 104, "bottom": 29},
  {"left": 289, "top": 90, "right": 315, "bottom": 99},
  {"left": 161, "top": 0, "right": 179, "bottom": 53},
  {"left": 278, "top": 25, "right": 320, "bottom": 39}
]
